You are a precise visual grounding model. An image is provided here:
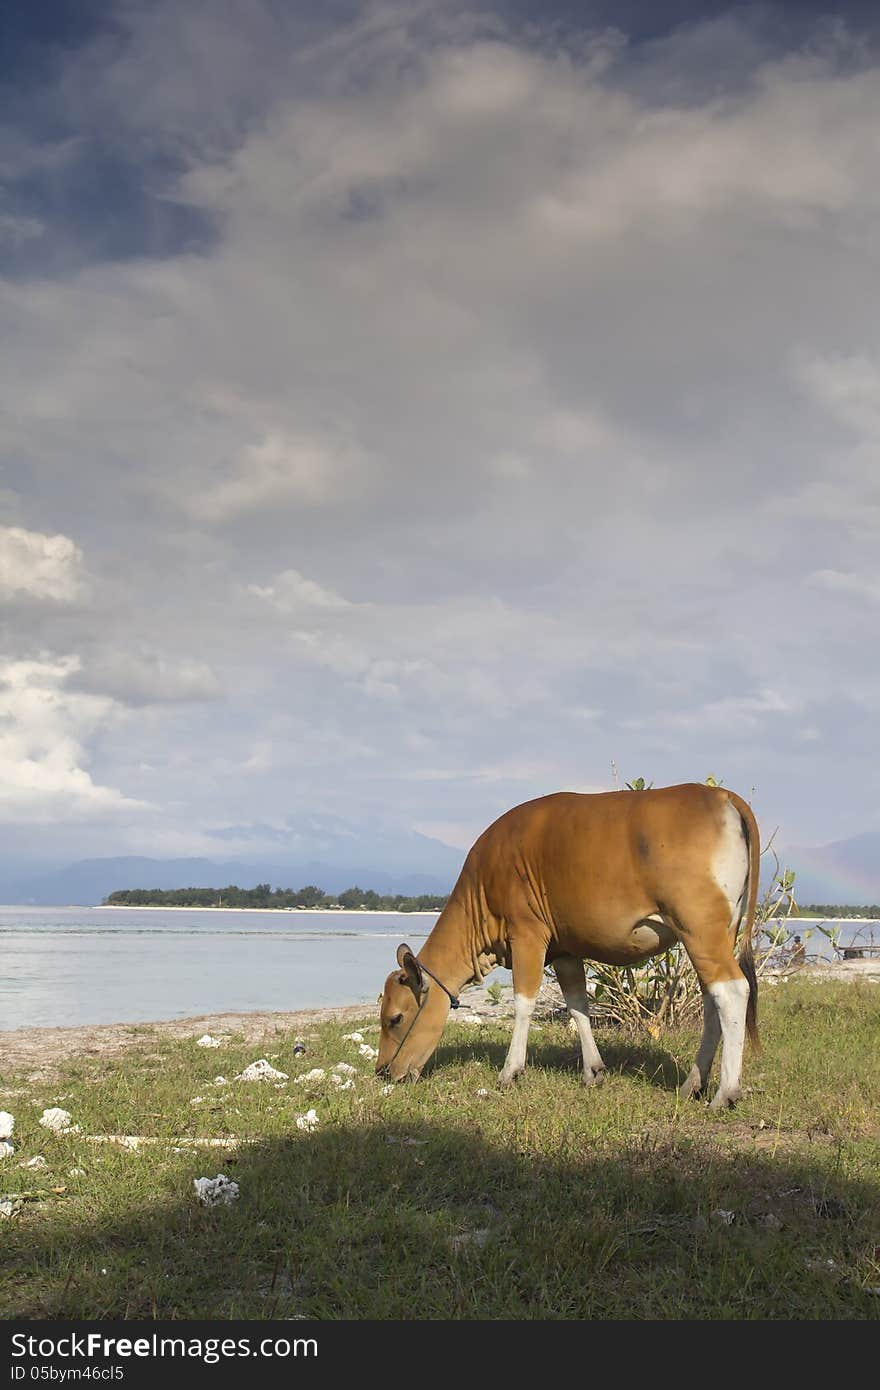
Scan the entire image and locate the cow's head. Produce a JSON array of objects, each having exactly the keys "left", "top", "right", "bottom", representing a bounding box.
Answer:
[{"left": 376, "top": 943, "right": 450, "bottom": 1081}]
